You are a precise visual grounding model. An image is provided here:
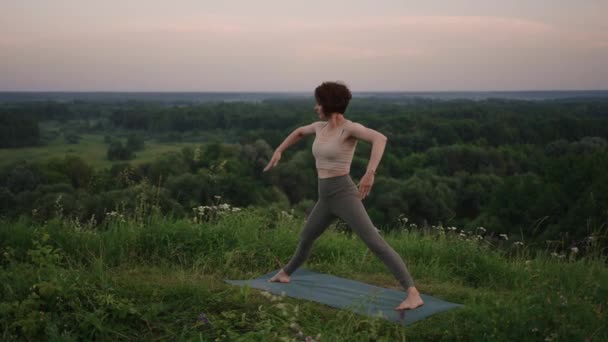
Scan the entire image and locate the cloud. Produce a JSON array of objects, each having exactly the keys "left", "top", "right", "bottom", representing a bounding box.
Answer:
[
  {"left": 122, "top": 20, "right": 246, "bottom": 35},
  {"left": 280, "top": 15, "right": 554, "bottom": 36},
  {"left": 293, "top": 44, "right": 425, "bottom": 61}
]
